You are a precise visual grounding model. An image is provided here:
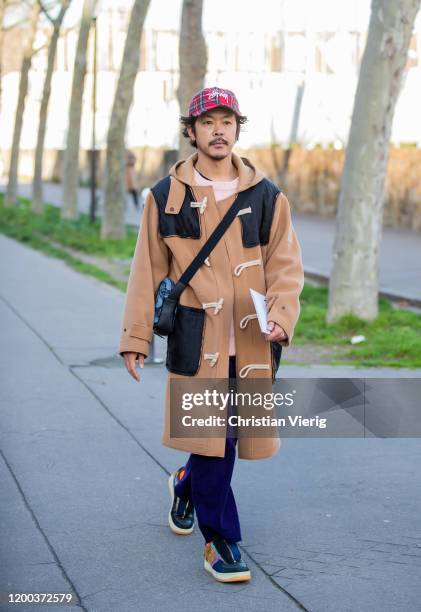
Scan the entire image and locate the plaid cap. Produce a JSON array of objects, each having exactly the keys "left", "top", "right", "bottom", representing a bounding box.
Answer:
[{"left": 188, "top": 87, "right": 241, "bottom": 117}]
